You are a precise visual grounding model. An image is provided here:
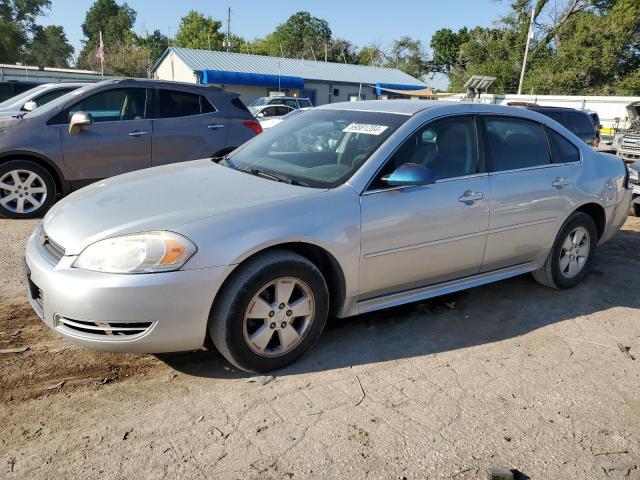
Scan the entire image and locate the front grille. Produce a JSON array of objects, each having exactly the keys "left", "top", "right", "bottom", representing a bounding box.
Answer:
[
  {"left": 55, "top": 316, "right": 154, "bottom": 338},
  {"left": 40, "top": 229, "right": 65, "bottom": 263}
]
